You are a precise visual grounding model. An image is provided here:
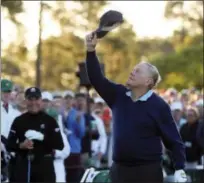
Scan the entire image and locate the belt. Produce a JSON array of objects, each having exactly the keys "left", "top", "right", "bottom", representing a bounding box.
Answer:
[
  {"left": 114, "top": 160, "right": 161, "bottom": 167},
  {"left": 17, "top": 153, "right": 53, "bottom": 161}
]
